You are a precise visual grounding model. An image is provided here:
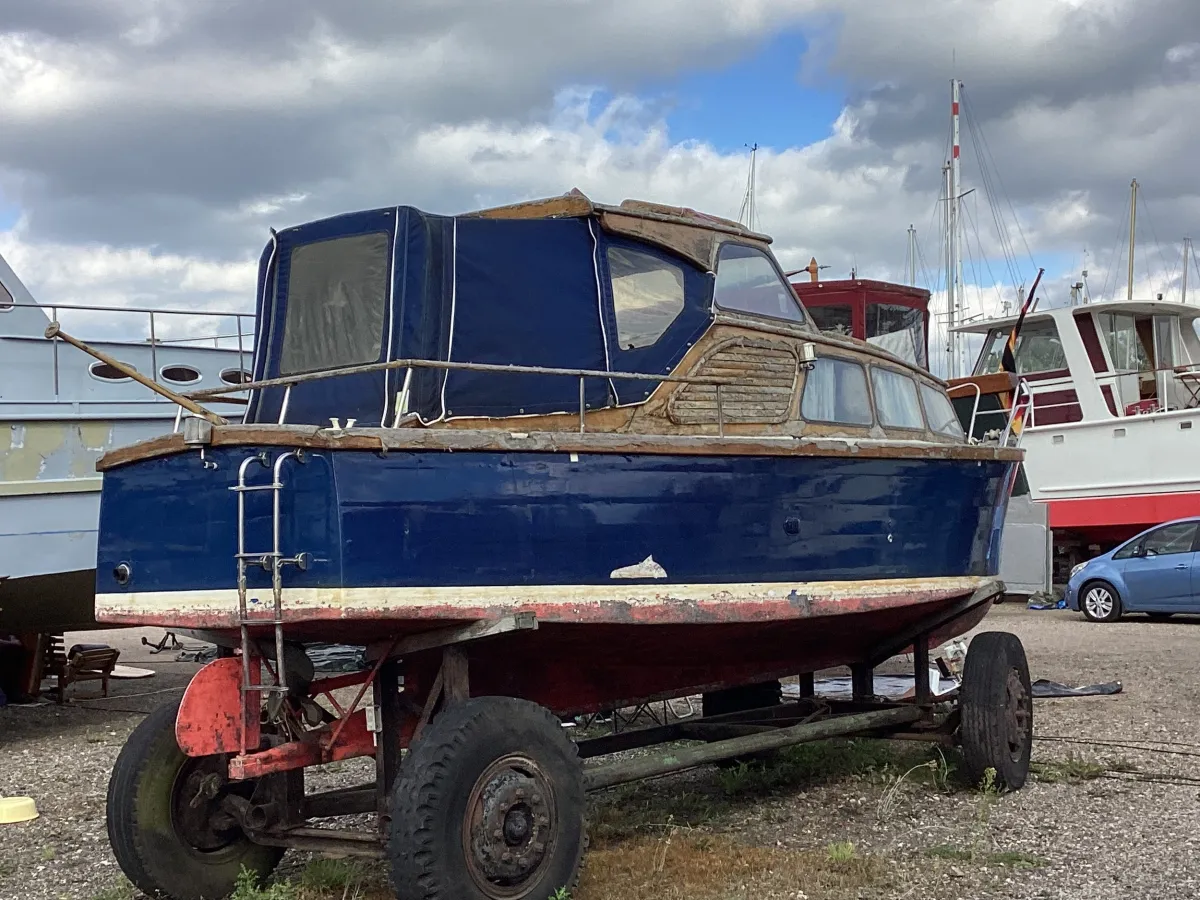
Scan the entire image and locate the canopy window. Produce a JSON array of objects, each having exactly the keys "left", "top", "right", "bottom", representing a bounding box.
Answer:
[
  {"left": 608, "top": 246, "right": 686, "bottom": 350},
  {"left": 280, "top": 232, "right": 390, "bottom": 375}
]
